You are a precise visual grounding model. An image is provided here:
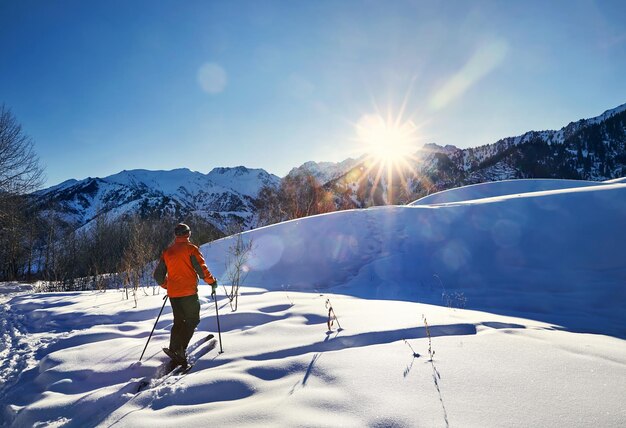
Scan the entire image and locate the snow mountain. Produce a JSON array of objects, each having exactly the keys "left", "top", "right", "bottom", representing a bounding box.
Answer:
[
  {"left": 33, "top": 167, "right": 280, "bottom": 232},
  {"left": 433, "top": 102, "right": 626, "bottom": 184}
]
